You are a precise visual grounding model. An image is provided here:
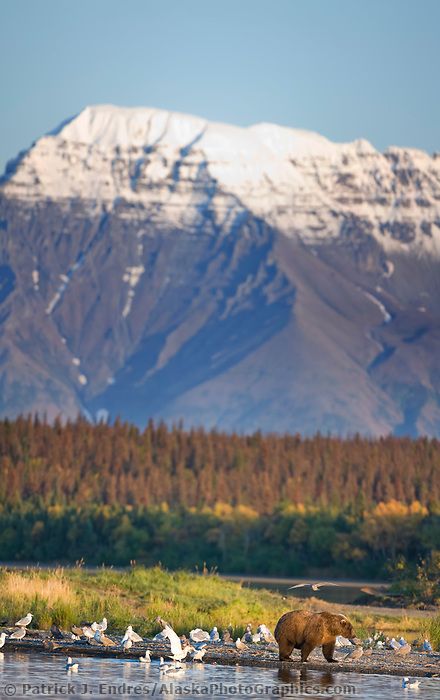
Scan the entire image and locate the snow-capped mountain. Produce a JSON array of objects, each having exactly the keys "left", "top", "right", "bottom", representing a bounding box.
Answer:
[{"left": 1, "top": 105, "right": 440, "bottom": 435}]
